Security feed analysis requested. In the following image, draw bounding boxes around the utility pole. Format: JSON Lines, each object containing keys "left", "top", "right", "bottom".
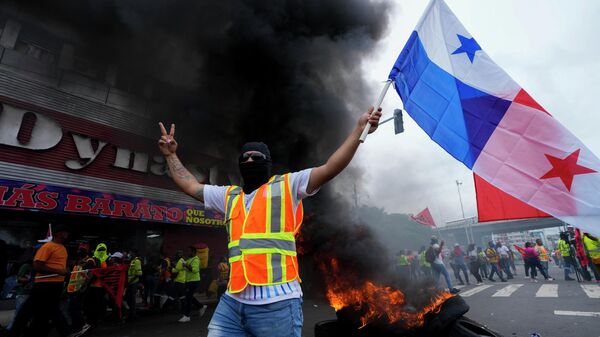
{"left": 456, "top": 179, "right": 473, "bottom": 244}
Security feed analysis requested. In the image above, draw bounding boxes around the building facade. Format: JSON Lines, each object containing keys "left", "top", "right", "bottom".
{"left": 0, "top": 9, "right": 234, "bottom": 264}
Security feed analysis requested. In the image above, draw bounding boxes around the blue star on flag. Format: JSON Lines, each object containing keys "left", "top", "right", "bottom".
{"left": 452, "top": 34, "right": 481, "bottom": 63}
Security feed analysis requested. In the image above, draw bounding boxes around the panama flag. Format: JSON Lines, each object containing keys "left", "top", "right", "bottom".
{"left": 389, "top": 0, "right": 600, "bottom": 236}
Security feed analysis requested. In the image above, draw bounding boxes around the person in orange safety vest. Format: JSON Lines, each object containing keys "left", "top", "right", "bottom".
{"left": 158, "top": 106, "right": 382, "bottom": 337}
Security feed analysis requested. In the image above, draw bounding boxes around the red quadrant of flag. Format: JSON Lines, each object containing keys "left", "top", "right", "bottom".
{"left": 474, "top": 173, "right": 549, "bottom": 222}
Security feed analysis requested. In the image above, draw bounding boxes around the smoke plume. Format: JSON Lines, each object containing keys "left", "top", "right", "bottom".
{"left": 5, "top": 0, "right": 390, "bottom": 170}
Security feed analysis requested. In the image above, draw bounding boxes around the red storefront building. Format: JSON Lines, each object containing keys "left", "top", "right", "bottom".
{"left": 0, "top": 10, "right": 231, "bottom": 264}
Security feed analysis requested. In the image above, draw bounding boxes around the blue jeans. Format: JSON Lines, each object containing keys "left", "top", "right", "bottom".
{"left": 431, "top": 263, "right": 453, "bottom": 290}
{"left": 208, "top": 294, "right": 303, "bottom": 337}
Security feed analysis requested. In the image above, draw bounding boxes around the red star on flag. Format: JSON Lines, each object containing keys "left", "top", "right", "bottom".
{"left": 540, "top": 149, "right": 596, "bottom": 191}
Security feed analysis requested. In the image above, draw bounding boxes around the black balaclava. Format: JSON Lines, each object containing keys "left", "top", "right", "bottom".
{"left": 239, "top": 142, "right": 272, "bottom": 194}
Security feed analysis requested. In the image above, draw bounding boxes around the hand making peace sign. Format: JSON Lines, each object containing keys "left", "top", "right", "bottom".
{"left": 158, "top": 122, "right": 178, "bottom": 156}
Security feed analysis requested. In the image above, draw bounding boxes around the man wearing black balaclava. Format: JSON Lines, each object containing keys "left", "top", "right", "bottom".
{"left": 158, "top": 106, "right": 381, "bottom": 337}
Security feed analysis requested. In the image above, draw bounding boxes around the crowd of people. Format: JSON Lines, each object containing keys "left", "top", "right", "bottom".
{"left": 395, "top": 232, "right": 600, "bottom": 292}
{"left": 0, "top": 225, "right": 228, "bottom": 337}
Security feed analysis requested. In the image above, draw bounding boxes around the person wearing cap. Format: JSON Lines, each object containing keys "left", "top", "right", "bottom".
{"left": 158, "top": 106, "right": 382, "bottom": 337}
{"left": 109, "top": 252, "right": 124, "bottom": 266}
{"left": 26, "top": 224, "right": 70, "bottom": 336}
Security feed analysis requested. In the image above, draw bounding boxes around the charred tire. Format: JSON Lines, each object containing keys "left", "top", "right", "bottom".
{"left": 448, "top": 317, "right": 504, "bottom": 337}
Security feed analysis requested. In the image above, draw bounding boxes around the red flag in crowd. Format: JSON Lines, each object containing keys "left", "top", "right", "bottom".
{"left": 575, "top": 228, "right": 589, "bottom": 268}
{"left": 90, "top": 265, "right": 128, "bottom": 318}
{"left": 513, "top": 244, "right": 525, "bottom": 255}
{"left": 411, "top": 207, "right": 436, "bottom": 228}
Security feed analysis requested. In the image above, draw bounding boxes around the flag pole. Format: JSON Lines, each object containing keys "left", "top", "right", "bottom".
{"left": 359, "top": 79, "right": 393, "bottom": 143}
{"left": 34, "top": 269, "right": 88, "bottom": 279}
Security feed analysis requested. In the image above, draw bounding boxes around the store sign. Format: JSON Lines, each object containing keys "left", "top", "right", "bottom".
{"left": 0, "top": 102, "right": 217, "bottom": 184}
{"left": 0, "top": 178, "right": 224, "bottom": 227}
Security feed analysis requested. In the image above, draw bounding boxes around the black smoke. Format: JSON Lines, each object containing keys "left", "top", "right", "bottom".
{"left": 4, "top": 0, "right": 390, "bottom": 170}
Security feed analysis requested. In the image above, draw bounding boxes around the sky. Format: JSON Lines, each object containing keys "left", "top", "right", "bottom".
{"left": 351, "top": 0, "right": 600, "bottom": 226}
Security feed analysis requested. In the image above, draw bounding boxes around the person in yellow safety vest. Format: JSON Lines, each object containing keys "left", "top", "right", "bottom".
{"left": 158, "top": 105, "right": 383, "bottom": 336}
{"left": 67, "top": 246, "right": 94, "bottom": 336}
{"left": 178, "top": 246, "right": 207, "bottom": 323}
{"left": 485, "top": 242, "right": 506, "bottom": 282}
{"left": 583, "top": 233, "right": 600, "bottom": 283}
{"left": 418, "top": 246, "right": 431, "bottom": 279}
{"left": 396, "top": 249, "right": 410, "bottom": 278}
{"left": 477, "top": 247, "right": 489, "bottom": 279}
{"left": 85, "top": 243, "right": 109, "bottom": 327}
{"left": 170, "top": 250, "right": 186, "bottom": 310}
{"left": 125, "top": 249, "right": 143, "bottom": 319}
{"left": 534, "top": 239, "right": 551, "bottom": 276}
{"left": 558, "top": 233, "right": 575, "bottom": 281}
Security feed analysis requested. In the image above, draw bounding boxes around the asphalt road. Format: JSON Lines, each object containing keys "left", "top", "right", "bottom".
{"left": 455, "top": 264, "right": 600, "bottom": 337}
{"left": 24, "top": 264, "right": 598, "bottom": 337}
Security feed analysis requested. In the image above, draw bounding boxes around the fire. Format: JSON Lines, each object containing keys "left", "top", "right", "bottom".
{"left": 324, "top": 258, "right": 454, "bottom": 329}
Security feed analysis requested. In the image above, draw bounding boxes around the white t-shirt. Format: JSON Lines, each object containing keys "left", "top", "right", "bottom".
{"left": 431, "top": 243, "right": 443, "bottom": 264}
{"left": 497, "top": 245, "right": 510, "bottom": 257}
{"left": 203, "top": 168, "right": 317, "bottom": 305}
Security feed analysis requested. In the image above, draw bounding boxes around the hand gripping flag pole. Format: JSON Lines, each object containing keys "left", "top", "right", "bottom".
{"left": 359, "top": 79, "right": 393, "bottom": 143}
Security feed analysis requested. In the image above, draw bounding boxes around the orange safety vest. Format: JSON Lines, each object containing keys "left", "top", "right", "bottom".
{"left": 225, "top": 174, "right": 303, "bottom": 293}
{"left": 67, "top": 265, "right": 88, "bottom": 293}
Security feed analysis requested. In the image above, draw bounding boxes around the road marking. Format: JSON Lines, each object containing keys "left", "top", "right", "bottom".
{"left": 454, "top": 285, "right": 466, "bottom": 289}
{"left": 460, "top": 285, "right": 493, "bottom": 297}
{"left": 492, "top": 284, "right": 523, "bottom": 297}
{"left": 554, "top": 310, "right": 600, "bottom": 317}
{"left": 536, "top": 284, "right": 558, "bottom": 297}
{"left": 581, "top": 284, "right": 600, "bottom": 298}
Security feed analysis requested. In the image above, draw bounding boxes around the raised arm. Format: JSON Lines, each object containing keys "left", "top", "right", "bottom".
{"left": 307, "top": 107, "right": 382, "bottom": 194}
{"left": 158, "top": 122, "right": 205, "bottom": 203}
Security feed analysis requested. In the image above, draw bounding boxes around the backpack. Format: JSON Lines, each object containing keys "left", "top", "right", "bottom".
{"left": 425, "top": 246, "right": 436, "bottom": 264}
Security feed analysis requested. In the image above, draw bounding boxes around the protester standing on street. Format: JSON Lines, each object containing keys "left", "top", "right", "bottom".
{"left": 485, "top": 241, "right": 506, "bottom": 282}
{"left": 396, "top": 250, "right": 410, "bottom": 278}
{"left": 467, "top": 244, "right": 483, "bottom": 285}
{"left": 25, "top": 224, "right": 70, "bottom": 337}
{"left": 452, "top": 244, "right": 470, "bottom": 285}
{"left": 418, "top": 246, "right": 431, "bottom": 279}
{"left": 179, "top": 246, "right": 207, "bottom": 323}
{"left": 477, "top": 247, "right": 488, "bottom": 279}
{"left": 534, "top": 239, "right": 551, "bottom": 273}
{"left": 428, "top": 237, "right": 459, "bottom": 293}
{"left": 126, "top": 250, "right": 143, "bottom": 319}
{"left": 158, "top": 105, "right": 382, "bottom": 336}
{"left": 496, "top": 241, "right": 514, "bottom": 279}
{"left": 523, "top": 242, "right": 553, "bottom": 282}
{"left": 582, "top": 233, "right": 600, "bottom": 283}
{"left": 66, "top": 245, "right": 94, "bottom": 337}
{"left": 171, "top": 250, "right": 187, "bottom": 313}
{"left": 558, "top": 233, "right": 575, "bottom": 281}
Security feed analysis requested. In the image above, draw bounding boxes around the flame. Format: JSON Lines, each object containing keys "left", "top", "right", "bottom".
{"left": 324, "top": 258, "right": 454, "bottom": 329}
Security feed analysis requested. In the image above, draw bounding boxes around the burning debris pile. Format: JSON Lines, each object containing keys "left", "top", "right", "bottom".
{"left": 325, "top": 258, "right": 454, "bottom": 329}
{"left": 300, "top": 195, "right": 503, "bottom": 337}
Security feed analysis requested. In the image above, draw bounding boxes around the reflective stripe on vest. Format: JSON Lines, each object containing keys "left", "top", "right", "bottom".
{"left": 225, "top": 174, "right": 303, "bottom": 293}
{"left": 67, "top": 265, "right": 87, "bottom": 293}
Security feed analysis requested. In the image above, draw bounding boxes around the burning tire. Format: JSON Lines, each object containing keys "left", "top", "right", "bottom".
{"left": 315, "top": 295, "right": 504, "bottom": 337}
